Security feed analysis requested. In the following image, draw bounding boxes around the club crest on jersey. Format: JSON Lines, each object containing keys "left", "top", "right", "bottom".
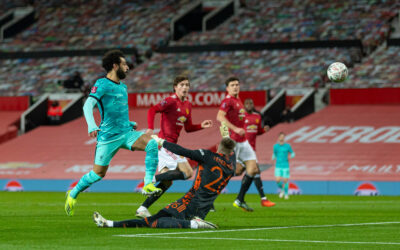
{"left": 256, "top": 118, "right": 259, "bottom": 123}
{"left": 91, "top": 86, "right": 98, "bottom": 93}
{"left": 186, "top": 109, "right": 189, "bottom": 115}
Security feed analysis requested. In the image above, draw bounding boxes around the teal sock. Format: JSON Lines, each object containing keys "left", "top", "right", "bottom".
{"left": 284, "top": 182, "right": 289, "bottom": 195}
{"left": 277, "top": 181, "right": 283, "bottom": 189}
{"left": 70, "top": 170, "right": 102, "bottom": 198}
{"left": 144, "top": 139, "right": 158, "bottom": 185}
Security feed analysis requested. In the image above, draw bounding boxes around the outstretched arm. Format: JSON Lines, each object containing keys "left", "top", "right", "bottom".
{"left": 162, "top": 141, "right": 205, "bottom": 163}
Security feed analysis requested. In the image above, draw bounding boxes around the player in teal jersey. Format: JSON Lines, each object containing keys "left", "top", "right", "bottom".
{"left": 65, "top": 50, "right": 161, "bottom": 216}
{"left": 272, "top": 132, "right": 295, "bottom": 200}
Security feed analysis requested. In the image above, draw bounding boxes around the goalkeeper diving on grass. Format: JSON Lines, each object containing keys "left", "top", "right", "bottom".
{"left": 93, "top": 123, "right": 235, "bottom": 229}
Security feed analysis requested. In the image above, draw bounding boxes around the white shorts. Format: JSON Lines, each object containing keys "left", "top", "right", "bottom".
{"left": 234, "top": 140, "right": 257, "bottom": 165}
{"left": 158, "top": 147, "right": 188, "bottom": 172}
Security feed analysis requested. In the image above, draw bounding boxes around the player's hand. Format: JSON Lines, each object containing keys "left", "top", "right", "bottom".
{"left": 201, "top": 120, "right": 213, "bottom": 128}
{"left": 234, "top": 127, "right": 245, "bottom": 136}
{"left": 264, "top": 125, "right": 270, "bottom": 132}
{"left": 89, "top": 129, "right": 100, "bottom": 138}
{"left": 219, "top": 122, "right": 230, "bottom": 138}
{"left": 151, "top": 135, "right": 165, "bottom": 147}
{"left": 130, "top": 121, "right": 138, "bottom": 130}
{"left": 146, "top": 129, "right": 154, "bottom": 135}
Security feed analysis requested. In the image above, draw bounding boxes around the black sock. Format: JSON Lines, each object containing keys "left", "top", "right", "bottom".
{"left": 155, "top": 169, "right": 186, "bottom": 182}
{"left": 236, "top": 174, "right": 254, "bottom": 202}
{"left": 253, "top": 175, "right": 265, "bottom": 198}
{"left": 142, "top": 181, "right": 172, "bottom": 208}
{"left": 114, "top": 218, "right": 148, "bottom": 228}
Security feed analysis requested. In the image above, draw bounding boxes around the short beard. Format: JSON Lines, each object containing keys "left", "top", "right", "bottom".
{"left": 117, "top": 68, "right": 126, "bottom": 79}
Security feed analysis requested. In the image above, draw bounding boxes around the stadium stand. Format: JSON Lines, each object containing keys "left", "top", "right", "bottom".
{"left": 0, "top": 0, "right": 190, "bottom": 52}
{"left": 345, "top": 46, "right": 400, "bottom": 88}
{"left": 174, "top": 0, "right": 398, "bottom": 49}
{"left": 0, "top": 48, "right": 356, "bottom": 96}
{"left": 0, "top": 0, "right": 28, "bottom": 16}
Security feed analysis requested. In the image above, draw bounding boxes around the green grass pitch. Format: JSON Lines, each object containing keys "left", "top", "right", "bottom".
{"left": 1, "top": 192, "right": 400, "bottom": 249}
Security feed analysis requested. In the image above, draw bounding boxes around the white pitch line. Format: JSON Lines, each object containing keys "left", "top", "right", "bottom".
{"left": 129, "top": 235, "right": 400, "bottom": 245}
{"left": 115, "top": 221, "right": 400, "bottom": 237}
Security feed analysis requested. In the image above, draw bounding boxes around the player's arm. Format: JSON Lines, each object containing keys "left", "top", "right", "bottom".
{"left": 216, "top": 110, "right": 244, "bottom": 136}
{"left": 288, "top": 144, "right": 295, "bottom": 158}
{"left": 162, "top": 141, "right": 205, "bottom": 163}
{"left": 272, "top": 145, "right": 277, "bottom": 161}
{"left": 83, "top": 97, "right": 100, "bottom": 137}
{"left": 147, "top": 99, "right": 168, "bottom": 134}
{"left": 83, "top": 84, "right": 105, "bottom": 137}
{"left": 184, "top": 111, "right": 212, "bottom": 132}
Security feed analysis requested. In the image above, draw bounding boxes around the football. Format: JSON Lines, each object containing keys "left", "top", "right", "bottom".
{"left": 327, "top": 62, "right": 348, "bottom": 83}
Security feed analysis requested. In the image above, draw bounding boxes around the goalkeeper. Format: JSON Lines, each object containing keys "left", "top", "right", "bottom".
{"left": 93, "top": 123, "right": 236, "bottom": 229}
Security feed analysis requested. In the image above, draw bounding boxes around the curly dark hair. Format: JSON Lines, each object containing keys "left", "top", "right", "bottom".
{"left": 102, "top": 50, "right": 125, "bottom": 72}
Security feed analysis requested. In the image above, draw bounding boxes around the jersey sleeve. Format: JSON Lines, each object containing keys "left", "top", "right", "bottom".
{"left": 219, "top": 98, "right": 231, "bottom": 113}
{"left": 83, "top": 96, "right": 99, "bottom": 133}
{"left": 147, "top": 97, "right": 173, "bottom": 130}
{"left": 256, "top": 115, "right": 266, "bottom": 135}
{"left": 288, "top": 144, "right": 295, "bottom": 158}
{"left": 272, "top": 144, "right": 277, "bottom": 160}
{"left": 88, "top": 81, "right": 106, "bottom": 100}
{"left": 184, "top": 105, "right": 202, "bottom": 132}
{"left": 162, "top": 141, "right": 205, "bottom": 163}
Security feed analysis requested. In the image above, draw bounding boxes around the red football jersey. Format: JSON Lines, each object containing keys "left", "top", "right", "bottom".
{"left": 148, "top": 94, "right": 202, "bottom": 143}
{"left": 219, "top": 94, "right": 246, "bottom": 142}
{"left": 244, "top": 112, "right": 265, "bottom": 151}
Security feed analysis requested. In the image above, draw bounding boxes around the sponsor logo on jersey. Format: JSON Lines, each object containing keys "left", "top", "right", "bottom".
{"left": 354, "top": 182, "right": 379, "bottom": 196}
{"left": 177, "top": 116, "right": 187, "bottom": 124}
{"left": 246, "top": 124, "right": 258, "bottom": 132}
{"left": 91, "top": 86, "right": 98, "bottom": 93}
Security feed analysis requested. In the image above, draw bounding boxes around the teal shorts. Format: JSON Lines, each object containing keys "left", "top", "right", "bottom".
{"left": 275, "top": 167, "right": 290, "bottom": 178}
{"left": 94, "top": 130, "right": 144, "bottom": 166}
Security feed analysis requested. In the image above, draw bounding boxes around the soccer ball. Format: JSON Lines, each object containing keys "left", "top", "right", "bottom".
{"left": 327, "top": 62, "right": 348, "bottom": 83}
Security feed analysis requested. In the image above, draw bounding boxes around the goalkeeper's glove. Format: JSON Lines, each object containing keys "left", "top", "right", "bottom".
{"left": 151, "top": 135, "right": 165, "bottom": 147}
{"left": 219, "top": 122, "right": 230, "bottom": 138}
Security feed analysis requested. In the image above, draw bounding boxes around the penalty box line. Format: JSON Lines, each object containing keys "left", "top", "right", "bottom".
{"left": 114, "top": 221, "right": 400, "bottom": 238}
